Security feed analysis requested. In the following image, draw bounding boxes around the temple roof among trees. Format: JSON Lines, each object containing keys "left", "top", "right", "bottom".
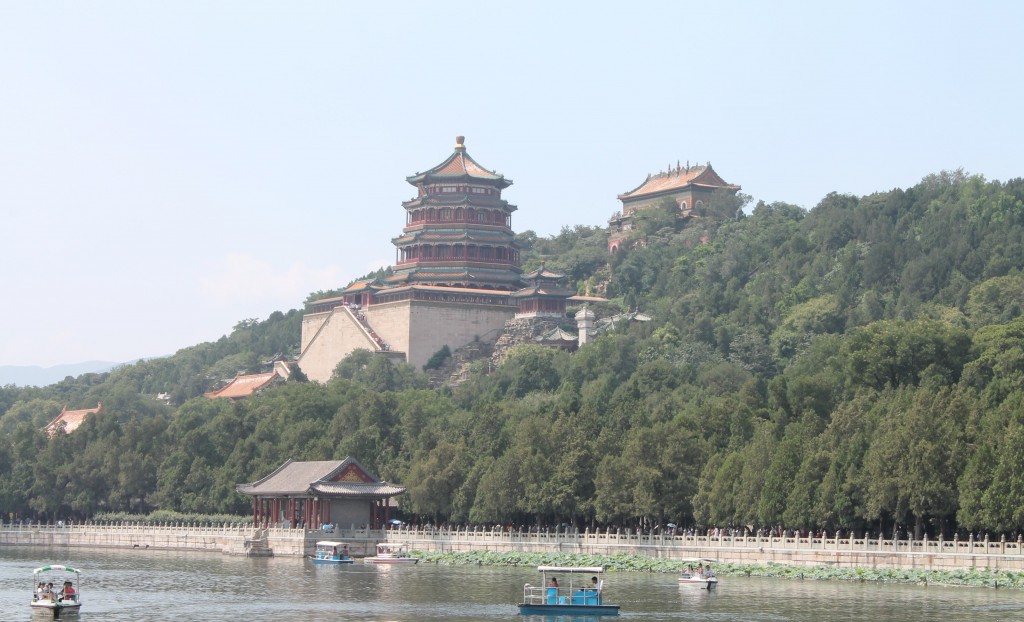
{"left": 342, "top": 278, "right": 381, "bottom": 293}
{"left": 521, "top": 266, "right": 566, "bottom": 281}
{"left": 406, "top": 136, "right": 512, "bottom": 189}
{"left": 205, "top": 368, "right": 287, "bottom": 399}
{"left": 513, "top": 264, "right": 575, "bottom": 298}
{"left": 44, "top": 402, "right": 102, "bottom": 436}
{"left": 511, "top": 282, "right": 576, "bottom": 298}
{"left": 535, "top": 326, "right": 578, "bottom": 344}
{"left": 618, "top": 163, "right": 739, "bottom": 201}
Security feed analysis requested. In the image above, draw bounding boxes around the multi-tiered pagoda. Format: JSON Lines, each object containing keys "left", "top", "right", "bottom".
{"left": 387, "top": 136, "right": 522, "bottom": 290}
{"left": 298, "top": 136, "right": 598, "bottom": 381}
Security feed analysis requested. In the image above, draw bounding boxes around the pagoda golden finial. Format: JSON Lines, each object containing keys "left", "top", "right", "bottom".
{"left": 455, "top": 135, "right": 466, "bottom": 150}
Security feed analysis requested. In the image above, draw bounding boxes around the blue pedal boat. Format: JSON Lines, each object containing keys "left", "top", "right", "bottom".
{"left": 311, "top": 541, "right": 354, "bottom": 564}
{"left": 518, "top": 565, "right": 619, "bottom": 616}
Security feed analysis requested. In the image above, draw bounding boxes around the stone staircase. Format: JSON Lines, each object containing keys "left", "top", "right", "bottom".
{"left": 227, "top": 528, "right": 273, "bottom": 557}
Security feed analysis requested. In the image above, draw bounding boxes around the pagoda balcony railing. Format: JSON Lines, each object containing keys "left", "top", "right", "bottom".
{"left": 406, "top": 217, "right": 512, "bottom": 228}
{"left": 396, "top": 257, "right": 519, "bottom": 266}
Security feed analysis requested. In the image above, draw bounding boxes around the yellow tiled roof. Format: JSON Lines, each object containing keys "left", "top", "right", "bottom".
{"left": 618, "top": 163, "right": 739, "bottom": 200}
{"left": 44, "top": 403, "right": 102, "bottom": 436}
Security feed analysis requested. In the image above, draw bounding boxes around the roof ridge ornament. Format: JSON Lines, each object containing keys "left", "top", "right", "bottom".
{"left": 455, "top": 135, "right": 466, "bottom": 151}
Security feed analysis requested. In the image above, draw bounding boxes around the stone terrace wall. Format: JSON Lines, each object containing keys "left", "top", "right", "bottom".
{"left": 0, "top": 522, "right": 384, "bottom": 558}
{"left": 6, "top": 522, "right": 1024, "bottom": 570}
{"left": 388, "top": 526, "right": 1024, "bottom": 571}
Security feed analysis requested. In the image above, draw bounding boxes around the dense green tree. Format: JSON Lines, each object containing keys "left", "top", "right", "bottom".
{"left": 6, "top": 170, "right": 1024, "bottom": 536}
{"left": 843, "top": 319, "right": 971, "bottom": 391}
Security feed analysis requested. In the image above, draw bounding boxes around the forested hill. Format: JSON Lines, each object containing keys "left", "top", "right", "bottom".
{"left": 3, "top": 170, "right": 1024, "bottom": 538}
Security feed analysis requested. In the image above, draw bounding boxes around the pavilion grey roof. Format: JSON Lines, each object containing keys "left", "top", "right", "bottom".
{"left": 594, "top": 311, "right": 652, "bottom": 334}
{"left": 535, "top": 327, "right": 577, "bottom": 343}
{"left": 236, "top": 457, "right": 405, "bottom": 499}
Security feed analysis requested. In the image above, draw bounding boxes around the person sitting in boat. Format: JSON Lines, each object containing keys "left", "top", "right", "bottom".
{"left": 58, "top": 580, "right": 76, "bottom": 602}
{"left": 44, "top": 582, "right": 55, "bottom": 601}
{"left": 704, "top": 564, "right": 715, "bottom": 578}
{"left": 575, "top": 576, "right": 596, "bottom": 594}
{"left": 332, "top": 546, "right": 338, "bottom": 558}
{"left": 35, "top": 581, "right": 45, "bottom": 601}
{"left": 697, "top": 563, "right": 705, "bottom": 577}
{"left": 341, "top": 546, "right": 350, "bottom": 559}
{"left": 546, "top": 577, "right": 559, "bottom": 604}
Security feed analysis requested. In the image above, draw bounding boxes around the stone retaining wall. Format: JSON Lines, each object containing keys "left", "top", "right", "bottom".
{"left": 0, "top": 523, "right": 381, "bottom": 557}
{"left": 393, "top": 527, "right": 1024, "bottom": 571}
{"left": 4, "top": 523, "right": 1023, "bottom": 570}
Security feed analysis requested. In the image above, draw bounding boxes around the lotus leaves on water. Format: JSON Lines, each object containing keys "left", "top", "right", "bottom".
{"left": 412, "top": 550, "right": 1024, "bottom": 589}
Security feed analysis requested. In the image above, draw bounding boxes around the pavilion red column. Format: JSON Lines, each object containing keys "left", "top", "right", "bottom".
{"left": 289, "top": 498, "right": 296, "bottom": 528}
{"left": 252, "top": 498, "right": 258, "bottom": 524}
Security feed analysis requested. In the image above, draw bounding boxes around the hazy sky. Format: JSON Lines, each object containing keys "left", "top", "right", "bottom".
{"left": 1, "top": 1, "right": 1021, "bottom": 367}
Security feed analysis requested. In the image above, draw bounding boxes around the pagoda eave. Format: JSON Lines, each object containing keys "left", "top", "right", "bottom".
{"left": 691, "top": 183, "right": 742, "bottom": 192}
{"left": 402, "top": 196, "right": 508, "bottom": 209}
{"left": 406, "top": 172, "right": 513, "bottom": 189}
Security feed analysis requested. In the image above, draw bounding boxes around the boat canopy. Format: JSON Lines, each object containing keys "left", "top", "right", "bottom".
{"left": 33, "top": 565, "right": 80, "bottom": 575}
{"left": 537, "top": 566, "right": 604, "bottom": 573}
{"left": 315, "top": 541, "right": 348, "bottom": 548}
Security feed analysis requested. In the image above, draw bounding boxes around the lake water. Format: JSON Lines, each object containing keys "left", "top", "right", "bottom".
{"left": 3, "top": 546, "right": 1024, "bottom": 621}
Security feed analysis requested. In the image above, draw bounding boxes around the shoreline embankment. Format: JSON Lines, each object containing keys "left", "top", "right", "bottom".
{"left": 3, "top": 523, "right": 1024, "bottom": 573}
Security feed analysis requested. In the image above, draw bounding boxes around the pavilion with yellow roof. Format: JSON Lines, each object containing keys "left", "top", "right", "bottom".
{"left": 608, "top": 162, "right": 740, "bottom": 253}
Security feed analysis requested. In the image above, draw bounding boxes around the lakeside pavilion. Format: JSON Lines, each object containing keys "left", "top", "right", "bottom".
{"left": 236, "top": 457, "right": 406, "bottom": 529}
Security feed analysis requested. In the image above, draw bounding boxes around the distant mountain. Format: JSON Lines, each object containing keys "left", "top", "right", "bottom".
{"left": 0, "top": 361, "right": 120, "bottom": 387}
